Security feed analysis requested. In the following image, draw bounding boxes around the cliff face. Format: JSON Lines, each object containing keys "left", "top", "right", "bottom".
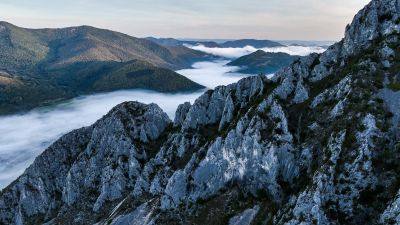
{"left": 1, "top": 0, "right": 400, "bottom": 224}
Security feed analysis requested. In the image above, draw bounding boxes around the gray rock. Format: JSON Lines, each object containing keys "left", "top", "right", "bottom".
{"left": 219, "top": 94, "right": 235, "bottom": 130}
{"left": 0, "top": 102, "right": 171, "bottom": 224}
{"left": 379, "top": 88, "right": 400, "bottom": 126}
{"left": 380, "top": 190, "right": 400, "bottom": 224}
{"left": 110, "top": 202, "right": 156, "bottom": 225}
{"left": 229, "top": 205, "right": 260, "bottom": 225}
{"left": 292, "top": 78, "right": 309, "bottom": 104}
{"left": 182, "top": 76, "right": 265, "bottom": 130}
{"left": 174, "top": 102, "right": 191, "bottom": 127}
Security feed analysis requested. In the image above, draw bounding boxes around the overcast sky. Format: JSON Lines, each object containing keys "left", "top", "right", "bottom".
{"left": 0, "top": 0, "right": 370, "bottom": 41}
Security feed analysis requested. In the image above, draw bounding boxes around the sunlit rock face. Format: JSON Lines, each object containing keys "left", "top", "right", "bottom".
{"left": 1, "top": 0, "right": 400, "bottom": 224}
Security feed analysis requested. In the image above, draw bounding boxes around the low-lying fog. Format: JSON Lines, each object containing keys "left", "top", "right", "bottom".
{"left": 177, "top": 60, "right": 250, "bottom": 88}
{"left": 0, "top": 61, "right": 249, "bottom": 189}
{"left": 189, "top": 45, "right": 327, "bottom": 58}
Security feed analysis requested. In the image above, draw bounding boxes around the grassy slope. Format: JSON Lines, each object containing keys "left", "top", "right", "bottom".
{"left": 92, "top": 60, "right": 205, "bottom": 93}
{"left": 0, "top": 73, "right": 71, "bottom": 114}
{"left": 0, "top": 60, "right": 205, "bottom": 115}
{"left": 0, "top": 22, "right": 209, "bottom": 70}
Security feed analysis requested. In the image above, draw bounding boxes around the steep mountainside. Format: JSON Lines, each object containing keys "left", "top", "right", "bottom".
{"left": 0, "top": 22, "right": 211, "bottom": 71}
{"left": 146, "top": 37, "right": 221, "bottom": 48}
{"left": 1, "top": 0, "right": 400, "bottom": 225}
{"left": 0, "top": 22, "right": 207, "bottom": 115}
{"left": 0, "top": 59, "right": 204, "bottom": 115}
{"left": 90, "top": 60, "right": 205, "bottom": 93}
{"left": 227, "top": 50, "right": 299, "bottom": 74}
{"left": 221, "top": 39, "right": 284, "bottom": 48}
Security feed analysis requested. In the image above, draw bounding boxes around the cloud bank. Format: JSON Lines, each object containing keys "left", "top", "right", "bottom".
{"left": 177, "top": 60, "right": 250, "bottom": 88}
{"left": 189, "top": 44, "right": 327, "bottom": 58}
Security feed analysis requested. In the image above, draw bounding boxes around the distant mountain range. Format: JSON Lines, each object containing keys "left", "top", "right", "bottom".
{"left": 145, "top": 37, "right": 221, "bottom": 48}
{"left": 227, "top": 50, "right": 299, "bottom": 74}
{"left": 146, "top": 37, "right": 285, "bottom": 48}
{"left": 0, "top": 22, "right": 207, "bottom": 115}
{"left": 0, "top": 22, "right": 212, "bottom": 71}
{"left": 277, "top": 40, "right": 335, "bottom": 47}
{"left": 220, "top": 39, "right": 285, "bottom": 48}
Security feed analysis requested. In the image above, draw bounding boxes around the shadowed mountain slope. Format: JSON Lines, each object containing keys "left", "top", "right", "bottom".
{"left": 227, "top": 50, "right": 299, "bottom": 74}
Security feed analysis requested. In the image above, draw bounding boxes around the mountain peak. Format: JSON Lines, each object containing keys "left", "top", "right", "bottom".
{"left": 95, "top": 101, "right": 172, "bottom": 143}
{"left": 342, "top": 0, "right": 400, "bottom": 55}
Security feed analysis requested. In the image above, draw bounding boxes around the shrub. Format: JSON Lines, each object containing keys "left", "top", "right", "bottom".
{"left": 343, "top": 132, "right": 357, "bottom": 149}
{"left": 388, "top": 82, "right": 400, "bottom": 91}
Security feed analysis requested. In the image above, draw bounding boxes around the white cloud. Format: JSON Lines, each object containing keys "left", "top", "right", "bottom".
{"left": 189, "top": 45, "right": 256, "bottom": 59}
{"left": 260, "top": 45, "right": 326, "bottom": 56}
{"left": 177, "top": 60, "right": 249, "bottom": 88}
{"left": 189, "top": 44, "right": 327, "bottom": 58}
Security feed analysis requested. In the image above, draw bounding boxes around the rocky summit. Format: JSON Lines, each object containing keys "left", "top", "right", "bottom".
{"left": 1, "top": 0, "right": 400, "bottom": 224}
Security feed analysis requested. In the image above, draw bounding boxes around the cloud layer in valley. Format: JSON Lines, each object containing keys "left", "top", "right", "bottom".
{"left": 0, "top": 61, "right": 251, "bottom": 189}
{"left": 177, "top": 60, "right": 250, "bottom": 88}
{"left": 189, "top": 45, "right": 327, "bottom": 58}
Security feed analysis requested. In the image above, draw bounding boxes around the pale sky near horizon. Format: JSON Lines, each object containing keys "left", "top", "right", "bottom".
{"left": 0, "top": 0, "right": 370, "bottom": 41}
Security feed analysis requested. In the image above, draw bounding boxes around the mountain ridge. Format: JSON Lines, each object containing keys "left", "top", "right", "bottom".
{"left": 227, "top": 50, "right": 299, "bottom": 74}
{"left": 0, "top": 21, "right": 211, "bottom": 70}
{"left": 146, "top": 37, "right": 286, "bottom": 49}
{"left": 145, "top": 37, "right": 221, "bottom": 48}
{"left": 220, "top": 39, "right": 285, "bottom": 48}
{"left": 0, "top": 22, "right": 208, "bottom": 115}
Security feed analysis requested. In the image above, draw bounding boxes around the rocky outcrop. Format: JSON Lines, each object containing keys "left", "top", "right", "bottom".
{"left": 1, "top": 0, "right": 400, "bottom": 224}
{"left": 0, "top": 102, "right": 171, "bottom": 225}
{"left": 181, "top": 75, "right": 265, "bottom": 130}
{"left": 229, "top": 206, "right": 260, "bottom": 225}
{"left": 380, "top": 191, "right": 400, "bottom": 224}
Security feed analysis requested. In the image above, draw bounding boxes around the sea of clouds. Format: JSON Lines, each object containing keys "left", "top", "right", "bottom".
{"left": 177, "top": 60, "right": 250, "bottom": 88}
{"left": 189, "top": 44, "right": 327, "bottom": 58}
{"left": 0, "top": 61, "right": 250, "bottom": 189}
